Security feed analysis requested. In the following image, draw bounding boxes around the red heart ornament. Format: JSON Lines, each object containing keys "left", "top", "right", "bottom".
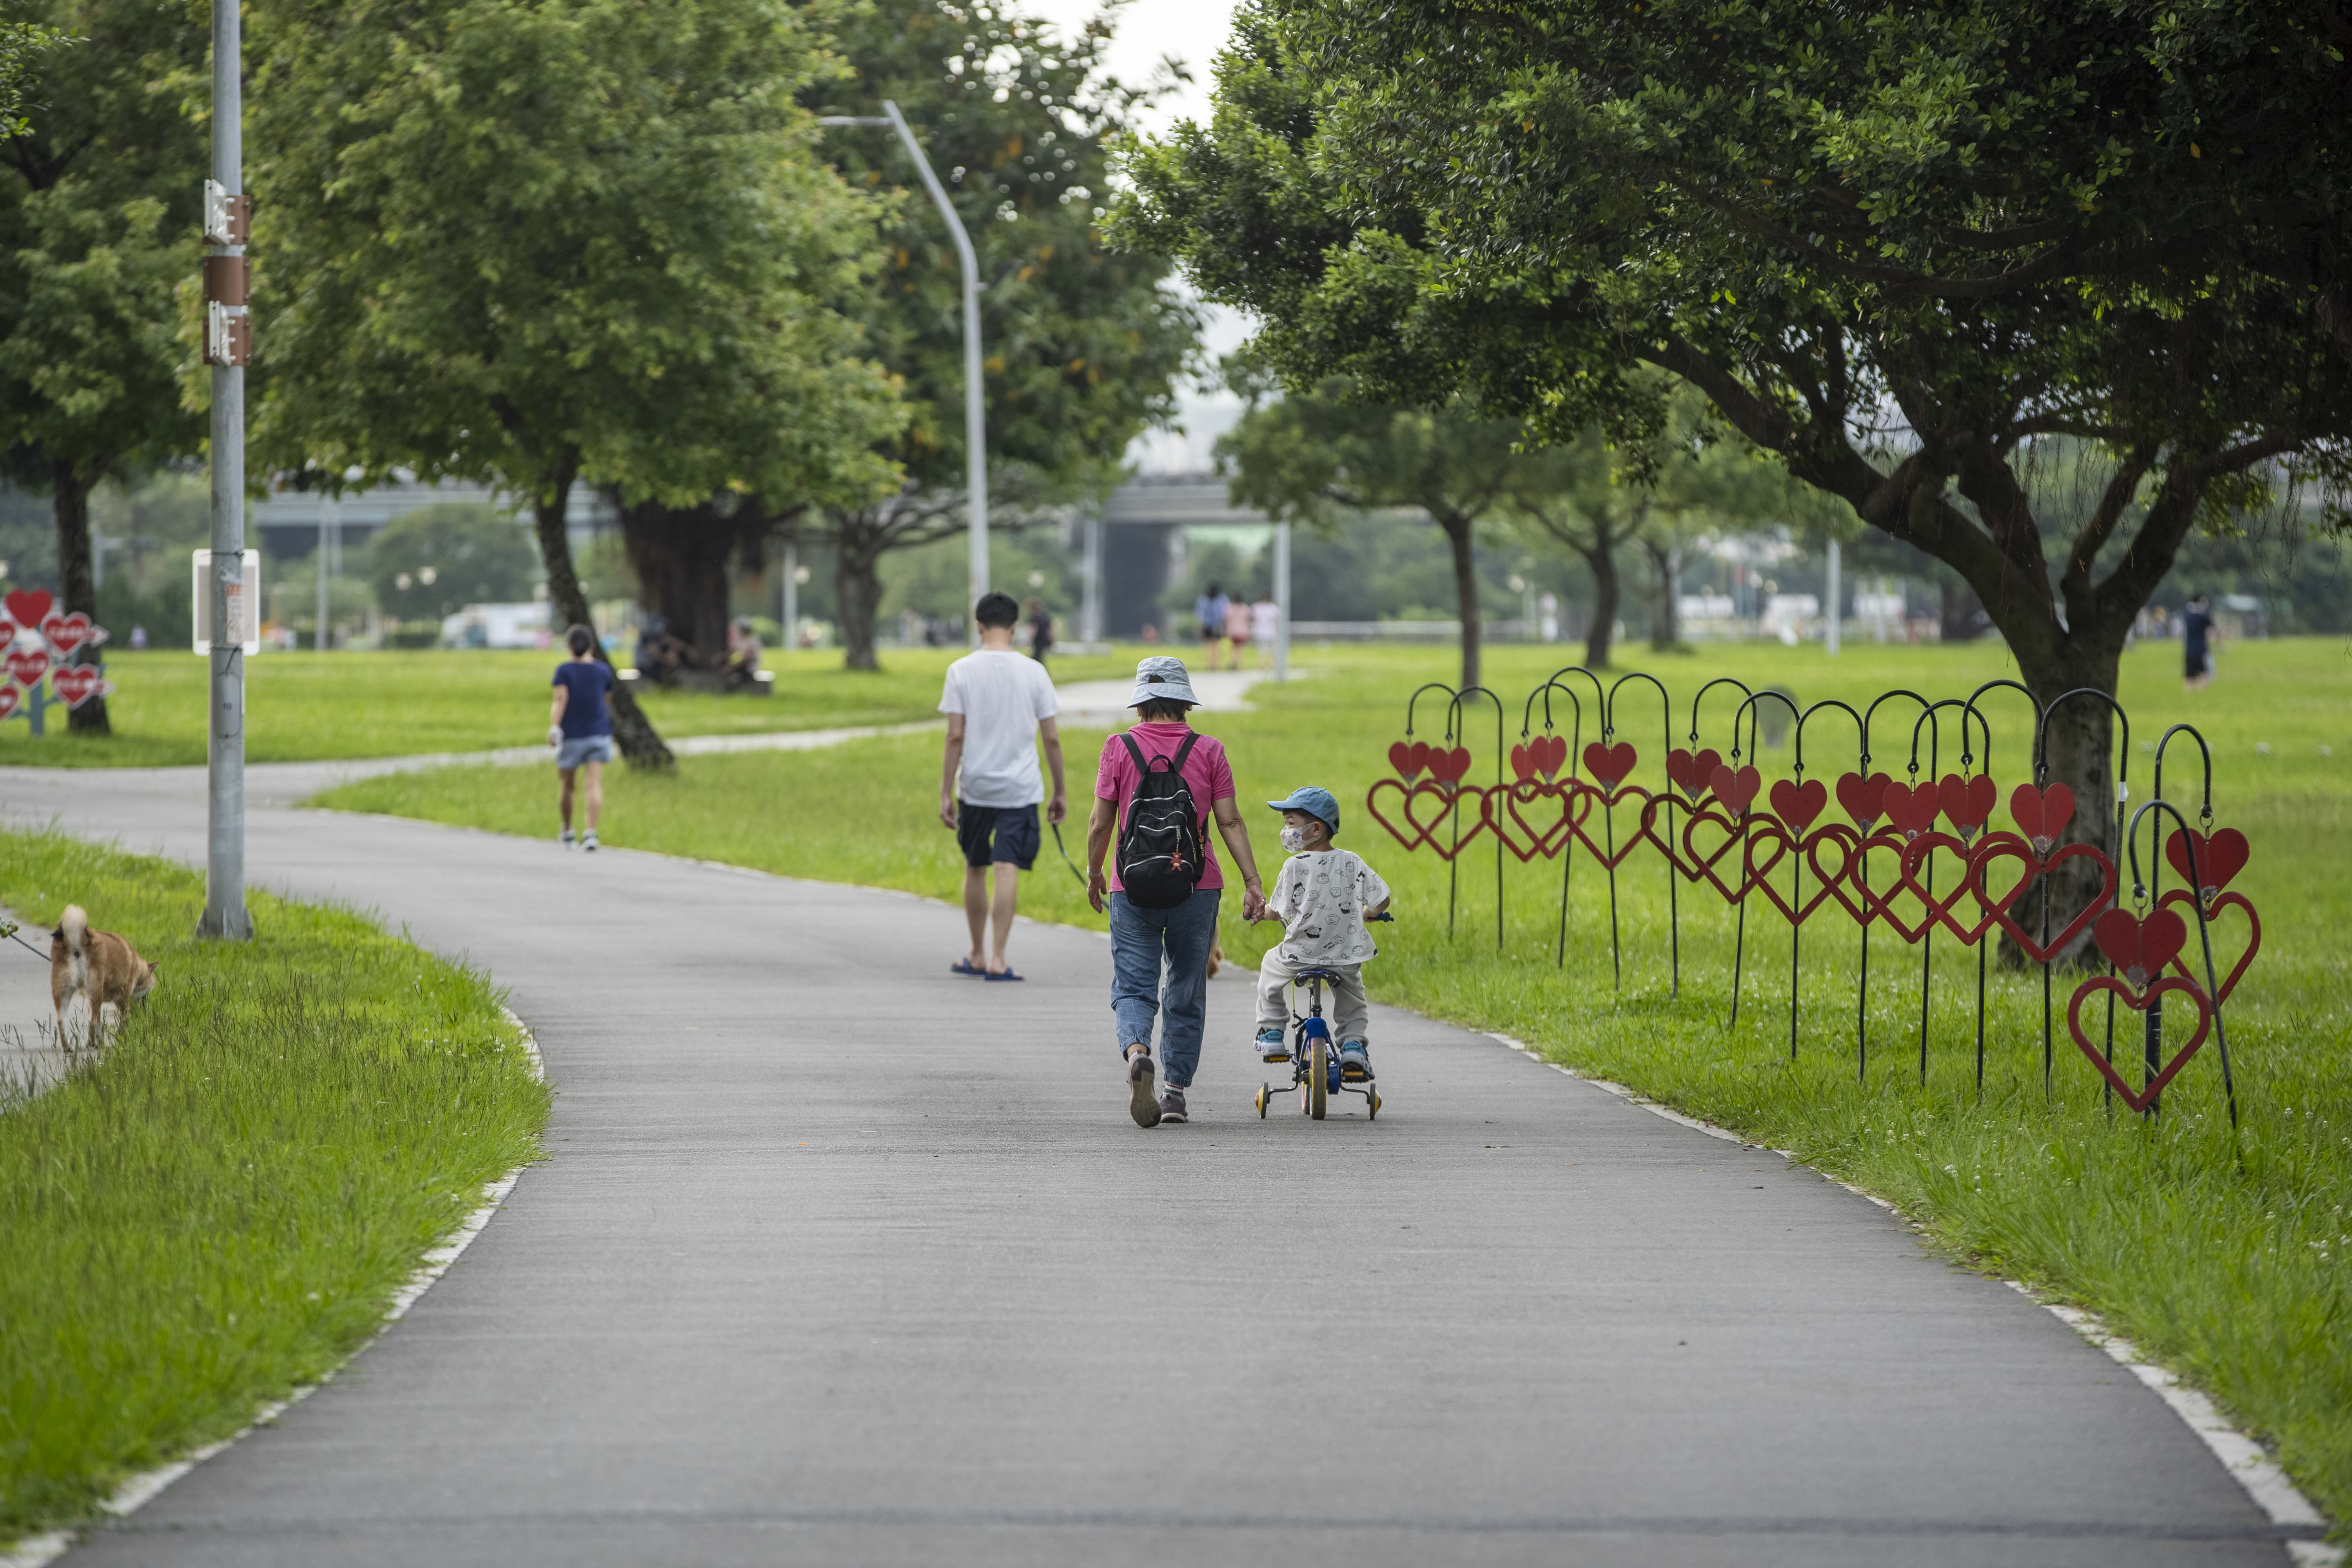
{"left": 1977, "top": 841, "right": 2120, "bottom": 965}
{"left": 1936, "top": 773, "right": 1997, "bottom": 842}
{"left": 2163, "top": 828, "right": 2249, "bottom": 902}
{"left": 1506, "top": 779, "right": 1589, "bottom": 860}
{"left": 1745, "top": 820, "right": 1860, "bottom": 926}
{"left": 0, "top": 684, "right": 19, "bottom": 720}
{"left": 40, "top": 612, "right": 101, "bottom": 655}
{"left": 1835, "top": 771, "right": 1891, "bottom": 830}
{"left": 1851, "top": 830, "right": 1936, "bottom": 943}
{"left": 1582, "top": 740, "right": 1637, "bottom": 793}
{"left": 2156, "top": 888, "right": 2260, "bottom": 1005}
{"left": 0, "top": 617, "right": 16, "bottom": 648}
{"left": 2008, "top": 782, "right": 2076, "bottom": 853}
{"left": 1406, "top": 780, "right": 1485, "bottom": 857}
{"left": 1880, "top": 781, "right": 1942, "bottom": 840}
{"left": 1387, "top": 740, "right": 1428, "bottom": 782}
{"left": 1799, "top": 824, "right": 1870, "bottom": 924}
{"left": 48, "top": 665, "right": 105, "bottom": 708}
{"left": 1566, "top": 783, "right": 1658, "bottom": 870}
{"left": 1426, "top": 746, "right": 1474, "bottom": 790}
{"left": 1708, "top": 763, "right": 1760, "bottom": 819}
{"left": 1666, "top": 747, "right": 1724, "bottom": 803}
{"left": 2, "top": 589, "right": 52, "bottom": 628}
{"left": 2067, "top": 976, "right": 2212, "bottom": 1113}
{"left": 1896, "top": 832, "right": 1993, "bottom": 943}
{"left": 1533, "top": 733, "right": 1568, "bottom": 780}
{"left": 2094, "top": 907, "right": 2188, "bottom": 989}
{"left": 1768, "top": 777, "right": 1827, "bottom": 833}
{"left": 1509, "top": 742, "right": 1537, "bottom": 783}
{"left": 5, "top": 648, "right": 49, "bottom": 688}
{"left": 1679, "top": 807, "right": 1759, "bottom": 903}
{"left": 1366, "top": 778, "right": 1430, "bottom": 851}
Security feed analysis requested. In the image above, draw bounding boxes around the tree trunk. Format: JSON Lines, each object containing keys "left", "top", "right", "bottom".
{"left": 532, "top": 467, "right": 671, "bottom": 770}
{"left": 52, "top": 458, "right": 110, "bottom": 735}
{"left": 616, "top": 498, "right": 740, "bottom": 664}
{"left": 2007, "top": 640, "right": 2123, "bottom": 968}
{"left": 1584, "top": 535, "right": 1618, "bottom": 670}
{"left": 1939, "top": 574, "right": 1988, "bottom": 642}
{"left": 1644, "top": 539, "right": 1681, "bottom": 651}
{"left": 832, "top": 511, "right": 886, "bottom": 672}
{"left": 1441, "top": 512, "right": 1481, "bottom": 690}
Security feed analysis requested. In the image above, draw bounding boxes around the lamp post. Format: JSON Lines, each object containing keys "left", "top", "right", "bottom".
{"left": 818, "top": 102, "right": 987, "bottom": 641}
{"left": 198, "top": 0, "right": 250, "bottom": 938}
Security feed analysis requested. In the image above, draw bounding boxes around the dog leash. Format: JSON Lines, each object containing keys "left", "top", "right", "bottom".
{"left": 1048, "top": 822, "right": 1091, "bottom": 890}
{"left": 0, "top": 920, "right": 50, "bottom": 960}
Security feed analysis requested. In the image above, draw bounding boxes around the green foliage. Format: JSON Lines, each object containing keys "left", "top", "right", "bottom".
{"left": 0, "top": 14, "right": 71, "bottom": 138}
{"left": 366, "top": 504, "right": 540, "bottom": 621}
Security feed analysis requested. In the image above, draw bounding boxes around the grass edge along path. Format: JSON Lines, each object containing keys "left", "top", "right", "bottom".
{"left": 314, "top": 639, "right": 2352, "bottom": 1544}
{"left": 0, "top": 831, "right": 550, "bottom": 1550}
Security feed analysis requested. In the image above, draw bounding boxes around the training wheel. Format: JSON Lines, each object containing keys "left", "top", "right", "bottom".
{"left": 1255, "top": 1083, "right": 1269, "bottom": 1119}
{"left": 1367, "top": 1087, "right": 1380, "bottom": 1121}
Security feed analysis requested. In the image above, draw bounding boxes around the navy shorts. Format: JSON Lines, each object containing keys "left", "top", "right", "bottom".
{"left": 956, "top": 802, "right": 1040, "bottom": 870}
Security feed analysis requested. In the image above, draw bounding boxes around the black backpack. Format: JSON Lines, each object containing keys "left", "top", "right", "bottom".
{"left": 1114, "top": 731, "right": 1206, "bottom": 909}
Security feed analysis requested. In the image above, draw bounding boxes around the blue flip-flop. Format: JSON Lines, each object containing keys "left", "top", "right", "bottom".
{"left": 950, "top": 959, "right": 987, "bottom": 977}
{"left": 984, "top": 969, "right": 1025, "bottom": 982}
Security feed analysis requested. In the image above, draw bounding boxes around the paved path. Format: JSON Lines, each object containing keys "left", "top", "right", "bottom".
{"left": 0, "top": 758, "right": 2304, "bottom": 1566}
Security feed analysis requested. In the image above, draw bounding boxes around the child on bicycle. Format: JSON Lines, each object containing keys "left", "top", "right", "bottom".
{"left": 1252, "top": 786, "right": 1390, "bottom": 1081}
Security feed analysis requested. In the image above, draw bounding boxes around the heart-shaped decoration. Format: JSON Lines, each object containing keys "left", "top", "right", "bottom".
{"left": 1506, "top": 779, "right": 1589, "bottom": 860}
{"left": 2156, "top": 888, "right": 2260, "bottom": 1005}
{"left": 1387, "top": 740, "right": 1430, "bottom": 782}
{"left": 1365, "top": 778, "right": 1430, "bottom": 851}
{"left": 2067, "top": 976, "right": 2212, "bottom": 1113}
{"left": 2163, "top": 827, "right": 2249, "bottom": 903}
{"left": 1880, "top": 781, "right": 1942, "bottom": 841}
{"left": 48, "top": 665, "right": 106, "bottom": 708}
{"left": 1979, "top": 841, "right": 2119, "bottom": 965}
{"left": 2, "top": 589, "right": 52, "bottom": 628}
{"left": 1768, "top": 777, "right": 1827, "bottom": 833}
{"left": 0, "top": 683, "right": 19, "bottom": 720}
{"left": 1744, "top": 820, "right": 1862, "bottom": 926}
{"left": 1708, "top": 762, "right": 1760, "bottom": 820}
{"left": 1531, "top": 733, "right": 1568, "bottom": 780}
{"left": 39, "top": 612, "right": 102, "bottom": 655}
{"left": 1679, "top": 807, "right": 1758, "bottom": 903}
{"left": 1509, "top": 742, "right": 1537, "bottom": 784}
{"left": 1936, "top": 773, "right": 1997, "bottom": 843}
{"left": 1835, "top": 771, "right": 1891, "bottom": 831}
{"left": 0, "top": 617, "right": 16, "bottom": 649}
{"left": 1896, "top": 831, "right": 1993, "bottom": 943}
{"left": 1582, "top": 740, "right": 1637, "bottom": 793}
{"left": 1427, "top": 745, "right": 1474, "bottom": 791}
{"left": 2094, "top": 906, "right": 2188, "bottom": 989}
{"left": 1406, "top": 780, "right": 1485, "bottom": 858}
{"left": 5, "top": 648, "right": 49, "bottom": 688}
{"left": 1851, "top": 830, "right": 1935, "bottom": 943}
{"left": 1799, "top": 824, "right": 1870, "bottom": 924}
{"left": 1669, "top": 747, "right": 1724, "bottom": 803}
{"left": 2008, "top": 782, "right": 2076, "bottom": 854}
{"left": 1566, "top": 783, "right": 1658, "bottom": 870}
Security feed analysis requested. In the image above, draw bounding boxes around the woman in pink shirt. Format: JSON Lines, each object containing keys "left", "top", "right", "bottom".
{"left": 1085, "top": 657, "right": 1268, "bottom": 1127}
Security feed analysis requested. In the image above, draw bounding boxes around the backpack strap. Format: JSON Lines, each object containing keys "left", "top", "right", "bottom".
{"left": 1169, "top": 730, "right": 1203, "bottom": 773}
{"left": 1119, "top": 731, "right": 1153, "bottom": 773}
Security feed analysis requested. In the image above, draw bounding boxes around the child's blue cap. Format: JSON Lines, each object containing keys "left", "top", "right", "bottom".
{"left": 1266, "top": 786, "right": 1340, "bottom": 836}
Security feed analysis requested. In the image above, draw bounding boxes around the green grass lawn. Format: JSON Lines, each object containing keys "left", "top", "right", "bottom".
{"left": 0, "top": 644, "right": 1142, "bottom": 768}
{"left": 0, "top": 832, "right": 550, "bottom": 1547}
{"left": 319, "top": 634, "right": 2352, "bottom": 1533}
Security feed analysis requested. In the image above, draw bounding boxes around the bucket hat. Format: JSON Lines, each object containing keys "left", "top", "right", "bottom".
{"left": 1266, "top": 785, "right": 1340, "bottom": 836}
{"left": 1127, "top": 655, "right": 1201, "bottom": 708}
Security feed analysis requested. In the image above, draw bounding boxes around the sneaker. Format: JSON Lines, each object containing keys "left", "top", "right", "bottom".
{"left": 559, "top": 827, "right": 575, "bottom": 848}
{"left": 1156, "top": 1087, "right": 1189, "bottom": 1124}
{"left": 1256, "top": 1027, "right": 1288, "bottom": 1063}
{"left": 1339, "top": 1039, "right": 1371, "bottom": 1082}
{"left": 1127, "top": 1050, "right": 1160, "bottom": 1128}
{"left": 581, "top": 831, "right": 599, "bottom": 852}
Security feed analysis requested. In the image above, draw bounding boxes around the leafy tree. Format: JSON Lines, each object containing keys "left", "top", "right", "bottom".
{"left": 798, "top": 0, "right": 1196, "bottom": 669}
{"left": 367, "top": 503, "right": 541, "bottom": 622}
{"left": 1124, "top": 0, "right": 2352, "bottom": 951}
{"left": 247, "top": 0, "right": 902, "bottom": 764}
{"left": 0, "top": 15, "right": 70, "bottom": 137}
{"left": 0, "top": 0, "right": 204, "bottom": 733}
{"left": 1501, "top": 434, "right": 1643, "bottom": 671}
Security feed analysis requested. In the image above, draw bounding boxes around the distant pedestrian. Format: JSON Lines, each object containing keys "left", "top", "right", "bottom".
{"left": 2183, "top": 593, "right": 2216, "bottom": 690}
{"left": 940, "top": 592, "right": 1066, "bottom": 981}
{"left": 723, "top": 617, "right": 762, "bottom": 690}
{"left": 1249, "top": 595, "right": 1278, "bottom": 668}
{"left": 1085, "top": 656, "right": 1269, "bottom": 1127}
{"left": 1026, "top": 597, "right": 1054, "bottom": 665}
{"left": 548, "top": 624, "right": 613, "bottom": 850}
{"left": 1223, "top": 596, "right": 1251, "bottom": 663}
{"left": 1195, "top": 581, "right": 1230, "bottom": 671}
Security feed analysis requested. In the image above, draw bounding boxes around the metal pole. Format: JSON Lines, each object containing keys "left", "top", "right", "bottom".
{"left": 201, "top": 0, "right": 249, "bottom": 938}
{"left": 782, "top": 540, "right": 799, "bottom": 654}
{"left": 1825, "top": 537, "right": 1841, "bottom": 657}
{"left": 316, "top": 494, "right": 331, "bottom": 652}
{"left": 1081, "top": 512, "right": 1102, "bottom": 645}
{"left": 1273, "top": 519, "right": 1292, "bottom": 681}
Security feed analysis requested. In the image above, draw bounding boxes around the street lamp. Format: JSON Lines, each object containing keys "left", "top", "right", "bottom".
{"left": 818, "top": 102, "right": 988, "bottom": 641}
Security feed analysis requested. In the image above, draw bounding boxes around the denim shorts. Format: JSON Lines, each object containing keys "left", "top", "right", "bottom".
{"left": 555, "top": 734, "right": 615, "bottom": 769}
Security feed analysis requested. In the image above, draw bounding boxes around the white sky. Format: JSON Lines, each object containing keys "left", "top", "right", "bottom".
{"left": 1024, "top": 0, "right": 1250, "bottom": 473}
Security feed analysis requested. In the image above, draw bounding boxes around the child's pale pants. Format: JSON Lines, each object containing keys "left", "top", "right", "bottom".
{"left": 1256, "top": 950, "right": 1370, "bottom": 1042}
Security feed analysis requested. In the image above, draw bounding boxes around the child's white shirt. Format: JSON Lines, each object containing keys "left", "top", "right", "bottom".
{"left": 1268, "top": 848, "right": 1391, "bottom": 965}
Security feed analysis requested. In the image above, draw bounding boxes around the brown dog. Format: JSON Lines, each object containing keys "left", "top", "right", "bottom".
{"left": 51, "top": 904, "right": 158, "bottom": 1048}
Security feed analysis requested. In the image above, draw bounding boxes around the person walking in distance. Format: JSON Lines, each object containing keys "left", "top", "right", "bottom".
{"left": 1085, "top": 656, "right": 1269, "bottom": 1126}
{"left": 2183, "top": 592, "right": 2218, "bottom": 690}
{"left": 940, "top": 592, "right": 1066, "bottom": 980}
{"left": 548, "top": 624, "right": 614, "bottom": 850}
{"left": 1195, "top": 581, "right": 1231, "bottom": 672}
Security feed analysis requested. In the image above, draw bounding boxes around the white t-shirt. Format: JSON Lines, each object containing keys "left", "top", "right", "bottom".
{"left": 1250, "top": 599, "right": 1279, "bottom": 644}
{"left": 938, "top": 650, "right": 1059, "bottom": 808}
{"left": 1268, "top": 848, "right": 1392, "bottom": 966}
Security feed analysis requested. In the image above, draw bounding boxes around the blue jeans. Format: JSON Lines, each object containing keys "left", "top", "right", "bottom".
{"left": 1108, "top": 888, "right": 1221, "bottom": 1089}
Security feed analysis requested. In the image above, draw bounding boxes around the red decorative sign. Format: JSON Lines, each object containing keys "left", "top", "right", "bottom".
{"left": 5, "top": 648, "right": 49, "bottom": 688}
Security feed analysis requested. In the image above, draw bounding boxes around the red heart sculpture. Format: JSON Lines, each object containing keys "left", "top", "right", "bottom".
{"left": 1582, "top": 740, "right": 1637, "bottom": 793}
{"left": 1426, "top": 746, "right": 1474, "bottom": 790}
{"left": 1566, "top": 783, "right": 1659, "bottom": 870}
{"left": 40, "top": 612, "right": 102, "bottom": 655}
{"left": 1880, "top": 781, "right": 1942, "bottom": 840}
{"left": 5, "top": 648, "right": 49, "bottom": 688}
{"left": 1851, "top": 830, "right": 1935, "bottom": 943}
{"left": 1407, "top": 780, "right": 1485, "bottom": 857}
{"left": 0, "top": 617, "right": 16, "bottom": 648}
{"left": 1532, "top": 733, "right": 1567, "bottom": 780}
{"left": 1708, "top": 762, "right": 1760, "bottom": 819}
{"left": 1679, "top": 807, "right": 1758, "bottom": 902}
{"left": 2163, "top": 828, "right": 2249, "bottom": 902}
{"left": 1509, "top": 742, "right": 1537, "bottom": 783}
{"left": 48, "top": 665, "right": 105, "bottom": 708}
{"left": 1768, "top": 777, "right": 1826, "bottom": 833}
{"left": 1896, "top": 831, "right": 1994, "bottom": 943}
{"left": 1835, "top": 771, "right": 1891, "bottom": 830}
{"left": 1746, "top": 820, "right": 1860, "bottom": 926}
{"left": 2009, "top": 782, "right": 2076, "bottom": 853}
{"left": 1505, "top": 779, "right": 1589, "bottom": 860}
{"left": 0, "top": 684, "right": 19, "bottom": 720}
{"left": 1365, "top": 778, "right": 1430, "bottom": 851}
{"left": 1799, "top": 824, "right": 1870, "bottom": 924}
{"left": 1977, "top": 841, "right": 2119, "bottom": 965}
{"left": 1666, "top": 747, "right": 1724, "bottom": 803}
{"left": 2, "top": 589, "right": 52, "bottom": 628}
{"left": 2156, "top": 888, "right": 2260, "bottom": 1005}
{"left": 1387, "top": 740, "right": 1429, "bottom": 782}
{"left": 1936, "top": 773, "right": 1997, "bottom": 842}
{"left": 2067, "top": 976, "right": 2212, "bottom": 1113}
{"left": 2094, "top": 907, "right": 2188, "bottom": 988}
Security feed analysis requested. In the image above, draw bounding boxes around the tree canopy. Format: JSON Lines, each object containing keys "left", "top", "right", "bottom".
{"left": 367, "top": 504, "right": 541, "bottom": 622}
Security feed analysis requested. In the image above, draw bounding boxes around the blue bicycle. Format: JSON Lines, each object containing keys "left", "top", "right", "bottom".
{"left": 1254, "top": 913, "right": 1390, "bottom": 1122}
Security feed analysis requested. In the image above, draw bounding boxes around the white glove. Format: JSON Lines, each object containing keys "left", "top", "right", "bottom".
{"left": 548, "top": 725, "right": 563, "bottom": 747}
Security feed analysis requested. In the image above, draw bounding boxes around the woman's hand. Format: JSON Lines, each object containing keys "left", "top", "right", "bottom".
{"left": 1087, "top": 869, "right": 1108, "bottom": 915}
{"left": 1241, "top": 877, "right": 1269, "bottom": 923}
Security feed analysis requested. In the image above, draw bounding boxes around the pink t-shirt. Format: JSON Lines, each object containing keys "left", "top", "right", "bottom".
{"left": 1095, "top": 722, "right": 1236, "bottom": 891}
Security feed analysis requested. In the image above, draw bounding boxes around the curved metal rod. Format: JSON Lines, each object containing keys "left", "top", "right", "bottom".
{"left": 2122, "top": 797, "right": 2239, "bottom": 1129}
{"left": 1730, "top": 688, "right": 1800, "bottom": 764}
{"left": 1688, "top": 676, "right": 1756, "bottom": 748}
{"left": 2034, "top": 687, "right": 2132, "bottom": 791}
{"left": 1448, "top": 685, "right": 1509, "bottom": 951}
{"left": 1854, "top": 689, "right": 1930, "bottom": 1085}
{"left": 2152, "top": 723, "right": 2216, "bottom": 824}
{"left": 1523, "top": 678, "right": 1591, "bottom": 970}
{"left": 1793, "top": 699, "right": 1864, "bottom": 780}
{"left": 1404, "top": 681, "right": 1462, "bottom": 740}
{"left": 1543, "top": 666, "right": 1610, "bottom": 738}
{"left": 1522, "top": 679, "right": 1585, "bottom": 743}
{"left": 1907, "top": 699, "right": 1992, "bottom": 779}
{"left": 1961, "top": 679, "right": 2043, "bottom": 774}
{"left": 1612, "top": 670, "right": 1682, "bottom": 998}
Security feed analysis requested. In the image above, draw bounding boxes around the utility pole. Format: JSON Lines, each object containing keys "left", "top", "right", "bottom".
{"left": 781, "top": 540, "right": 799, "bottom": 655}
{"left": 1272, "top": 520, "right": 1292, "bottom": 681}
{"left": 1825, "top": 537, "right": 1842, "bottom": 657}
{"left": 817, "top": 102, "right": 987, "bottom": 642}
{"left": 316, "top": 490, "right": 338, "bottom": 652}
{"left": 198, "top": 0, "right": 250, "bottom": 938}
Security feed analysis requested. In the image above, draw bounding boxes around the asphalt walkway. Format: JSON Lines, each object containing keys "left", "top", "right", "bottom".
{"left": 0, "top": 755, "right": 2306, "bottom": 1566}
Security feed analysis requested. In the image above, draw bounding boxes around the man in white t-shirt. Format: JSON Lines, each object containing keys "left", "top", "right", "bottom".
{"left": 939, "top": 592, "right": 1065, "bottom": 980}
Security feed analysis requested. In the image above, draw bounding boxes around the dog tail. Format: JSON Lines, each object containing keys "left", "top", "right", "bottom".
{"left": 57, "top": 904, "right": 87, "bottom": 955}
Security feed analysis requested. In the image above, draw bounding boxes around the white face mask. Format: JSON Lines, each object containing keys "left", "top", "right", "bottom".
{"left": 1280, "top": 825, "right": 1311, "bottom": 853}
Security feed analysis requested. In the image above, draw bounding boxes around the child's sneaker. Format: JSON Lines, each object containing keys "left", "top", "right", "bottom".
{"left": 1156, "top": 1087, "right": 1188, "bottom": 1124}
{"left": 1256, "top": 1027, "right": 1288, "bottom": 1063}
{"left": 1126, "top": 1048, "right": 1160, "bottom": 1127}
{"left": 1339, "top": 1039, "right": 1371, "bottom": 1081}
{"left": 559, "top": 827, "right": 575, "bottom": 848}
{"left": 581, "top": 830, "right": 599, "bottom": 852}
